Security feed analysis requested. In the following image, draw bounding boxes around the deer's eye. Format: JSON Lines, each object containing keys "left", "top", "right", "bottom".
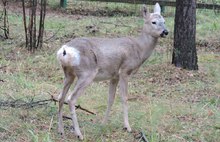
{"left": 152, "top": 22, "right": 156, "bottom": 25}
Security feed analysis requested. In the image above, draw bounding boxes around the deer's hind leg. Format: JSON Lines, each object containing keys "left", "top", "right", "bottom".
{"left": 67, "top": 70, "right": 98, "bottom": 140}
{"left": 58, "top": 68, "right": 75, "bottom": 135}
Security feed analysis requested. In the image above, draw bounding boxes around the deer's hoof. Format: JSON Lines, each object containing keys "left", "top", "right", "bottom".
{"left": 58, "top": 127, "right": 64, "bottom": 135}
{"left": 123, "top": 127, "right": 132, "bottom": 132}
{"left": 74, "top": 130, "right": 83, "bottom": 140}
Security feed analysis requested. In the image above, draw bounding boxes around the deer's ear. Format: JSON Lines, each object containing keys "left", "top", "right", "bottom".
{"left": 142, "top": 5, "right": 149, "bottom": 18}
{"left": 154, "top": 3, "right": 161, "bottom": 15}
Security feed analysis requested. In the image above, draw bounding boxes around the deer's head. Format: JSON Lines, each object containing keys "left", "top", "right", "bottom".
{"left": 142, "top": 3, "right": 168, "bottom": 38}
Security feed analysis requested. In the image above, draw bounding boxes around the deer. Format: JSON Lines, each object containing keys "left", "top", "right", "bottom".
{"left": 56, "top": 3, "right": 168, "bottom": 140}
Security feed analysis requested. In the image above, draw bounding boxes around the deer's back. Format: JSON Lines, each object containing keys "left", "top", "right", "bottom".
{"left": 65, "top": 37, "right": 143, "bottom": 80}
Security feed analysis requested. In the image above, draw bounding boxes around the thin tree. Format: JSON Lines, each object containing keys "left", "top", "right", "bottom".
{"left": 60, "top": 0, "right": 67, "bottom": 8}
{"left": 37, "top": 0, "right": 47, "bottom": 48}
{"left": 172, "top": 0, "right": 198, "bottom": 70}
{"left": 22, "top": 0, "right": 47, "bottom": 51}
{"left": 1, "top": 0, "right": 9, "bottom": 39}
{"left": 22, "top": 0, "right": 28, "bottom": 47}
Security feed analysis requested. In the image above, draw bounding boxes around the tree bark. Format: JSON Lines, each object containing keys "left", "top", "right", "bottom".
{"left": 33, "top": 0, "right": 37, "bottom": 51}
{"left": 37, "top": 0, "right": 46, "bottom": 48}
{"left": 172, "top": 0, "right": 198, "bottom": 70}
{"left": 2, "top": 0, "right": 9, "bottom": 39}
{"left": 60, "top": 0, "right": 67, "bottom": 8}
{"left": 22, "top": 0, "right": 28, "bottom": 47}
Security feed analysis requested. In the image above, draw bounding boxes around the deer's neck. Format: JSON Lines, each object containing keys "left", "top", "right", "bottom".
{"left": 134, "top": 32, "right": 158, "bottom": 62}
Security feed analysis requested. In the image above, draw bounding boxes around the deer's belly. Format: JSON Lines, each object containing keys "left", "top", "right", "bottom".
{"left": 93, "top": 69, "right": 118, "bottom": 82}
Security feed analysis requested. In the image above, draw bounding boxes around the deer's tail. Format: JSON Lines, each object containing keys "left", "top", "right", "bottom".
{"left": 57, "top": 45, "right": 80, "bottom": 67}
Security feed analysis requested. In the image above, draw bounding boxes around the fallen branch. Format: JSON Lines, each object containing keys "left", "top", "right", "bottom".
{"left": 134, "top": 131, "right": 149, "bottom": 142}
{"left": 0, "top": 26, "right": 8, "bottom": 31}
{"left": 51, "top": 95, "right": 96, "bottom": 115}
{"left": 63, "top": 115, "right": 72, "bottom": 120}
{"left": 0, "top": 65, "right": 7, "bottom": 70}
{"left": 0, "top": 95, "right": 96, "bottom": 115}
{"left": 0, "top": 98, "right": 51, "bottom": 109}
{"left": 51, "top": 94, "right": 68, "bottom": 105}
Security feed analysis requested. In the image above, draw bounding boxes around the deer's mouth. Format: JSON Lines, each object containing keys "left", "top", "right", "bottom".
{"left": 160, "top": 33, "right": 166, "bottom": 38}
{"left": 160, "top": 30, "right": 169, "bottom": 38}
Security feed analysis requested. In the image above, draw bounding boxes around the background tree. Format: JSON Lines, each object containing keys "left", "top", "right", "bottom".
{"left": 60, "top": 0, "right": 67, "bottom": 8}
{"left": 22, "top": 0, "right": 46, "bottom": 52}
{"left": 172, "top": 0, "right": 198, "bottom": 70}
{"left": 0, "top": 0, "right": 9, "bottom": 39}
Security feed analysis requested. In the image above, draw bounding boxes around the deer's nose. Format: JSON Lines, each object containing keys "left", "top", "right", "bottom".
{"left": 163, "top": 30, "right": 169, "bottom": 35}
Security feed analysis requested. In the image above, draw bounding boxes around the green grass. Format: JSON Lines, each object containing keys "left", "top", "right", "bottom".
{"left": 1, "top": 2, "right": 220, "bottom": 142}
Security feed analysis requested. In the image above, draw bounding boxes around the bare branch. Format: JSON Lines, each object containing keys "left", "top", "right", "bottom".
{"left": 0, "top": 65, "right": 7, "bottom": 70}
{"left": 51, "top": 95, "right": 96, "bottom": 115}
{"left": 0, "top": 95, "right": 96, "bottom": 115}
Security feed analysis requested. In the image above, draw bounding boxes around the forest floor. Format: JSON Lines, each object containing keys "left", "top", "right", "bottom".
{"left": 0, "top": 1, "right": 220, "bottom": 142}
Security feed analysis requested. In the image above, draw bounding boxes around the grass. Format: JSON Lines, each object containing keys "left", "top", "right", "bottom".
{"left": 0, "top": 1, "right": 220, "bottom": 142}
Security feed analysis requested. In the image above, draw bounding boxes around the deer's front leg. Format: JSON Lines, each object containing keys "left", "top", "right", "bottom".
{"left": 103, "top": 78, "right": 119, "bottom": 124}
{"left": 119, "top": 74, "right": 131, "bottom": 132}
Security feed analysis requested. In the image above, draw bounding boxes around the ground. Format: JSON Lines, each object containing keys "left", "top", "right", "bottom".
{"left": 0, "top": 1, "right": 220, "bottom": 142}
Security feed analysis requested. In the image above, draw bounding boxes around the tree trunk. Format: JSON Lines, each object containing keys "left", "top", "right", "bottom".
{"left": 22, "top": 0, "right": 47, "bottom": 51}
{"left": 2, "top": 0, "right": 9, "bottom": 39}
{"left": 22, "top": 0, "right": 28, "bottom": 47}
{"left": 37, "top": 0, "right": 46, "bottom": 48}
{"left": 172, "top": 0, "right": 198, "bottom": 70}
{"left": 60, "top": 0, "right": 67, "bottom": 8}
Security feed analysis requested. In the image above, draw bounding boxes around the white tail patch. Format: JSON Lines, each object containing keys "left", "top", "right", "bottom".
{"left": 57, "top": 45, "right": 80, "bottom": 67}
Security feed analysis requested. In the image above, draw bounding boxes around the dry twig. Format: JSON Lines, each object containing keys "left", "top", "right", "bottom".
{"left": 51, "top": 95, "right": 96, "bottom": 115}
{"left": 0, "top": 95, "right": 96, "bottom": 115}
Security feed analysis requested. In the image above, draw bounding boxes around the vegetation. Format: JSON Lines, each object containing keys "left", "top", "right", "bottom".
{"left": 0, "top": 1, "right": 220, "bottom": 142}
